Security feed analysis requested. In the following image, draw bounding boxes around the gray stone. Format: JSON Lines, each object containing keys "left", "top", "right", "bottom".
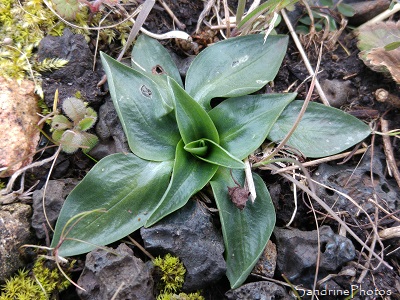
{"left": 141, "top": 198, "right": 226, "bottom": 291}
{"left": 90, "top": 98, "right": 129, "bottom": 160}
{"left": 225, "top": 281, "right": 291, "bottom": 300}
{"left": 31, "top": 178, "right": 78, "bottom": 239}
{"left": 77, "top": 243, "right": 154, "bottom": 300}
{"left": 0, "top": 203, "right": 33, "bottom": 282}
{"left": 321, "top": 79, "right": 355, "bottom": 108}
{"left": 38, "top": 28, "right": 103, "bottom": 109}
{"left": 274, "top": 226, "right": 355, "bottom": 283}
{"left": 313, "top": 150, "right": 399, "bottom": 215}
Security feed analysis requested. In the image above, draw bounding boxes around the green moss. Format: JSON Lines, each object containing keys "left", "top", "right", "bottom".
{"left": 152, "top": 254, "right": 205, "bottom": 300}
{"left": 0, "top": 0, "right": 133, "bottom": 83}
{"left": 0, "top": 0, "right": 65, "bottom": 82}
{"left": 157, "top": 291, "right": 205, "bottom": 300}
{"left": 153, "top": 254, "right": 186, "bottom": 293}
{"left": 0, "top": 258, "right": 71, "bottom": 300}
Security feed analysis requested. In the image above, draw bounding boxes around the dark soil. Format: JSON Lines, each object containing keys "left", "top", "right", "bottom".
{"left": 8, "top": 0, "right": 400, "bottom": 299}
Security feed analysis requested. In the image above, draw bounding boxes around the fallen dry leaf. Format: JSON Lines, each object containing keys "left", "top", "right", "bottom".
{"left": 357, "top": 21, "right": 400, "bottom": 83}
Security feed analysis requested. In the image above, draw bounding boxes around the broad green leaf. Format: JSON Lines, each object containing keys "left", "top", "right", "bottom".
{"left": 337, "top": 2, "right": 355, "bottom": 17}
{"left": 320, "top": 0, "right": 333, "bottom": 6}
{"left": 185, "top": 34, "right": 289, "bottom": 110}
{"left": 101, "top": 53, "right": 180, "bottom": 161}
{"left": 146, "top": 140, "right": 218, "bottom": 227}
{"left": 268, "top": 101, "right": 371, "bottom": 158}
{"left": 296, "top": 25, "right": 310, "bottom": 35}
{"left": 210, "top": 168, "right": 275, "bottom": 288}
{"left": 169, "top": 78, "right": 219, "bottom": 144}
{"left": 184, "top": 139, "right": 208, "bottom": 156}
{"left": 51, "top": 153, "right": 173, "bottom": 257}
{"left": 208, "top": 93, "right": 296, "bottom": 159}
{"left": 184, "top": 139, "right": 245, "bottom": 169}
{"left": 131, "top": 35, "right": 183, "bottom": 87}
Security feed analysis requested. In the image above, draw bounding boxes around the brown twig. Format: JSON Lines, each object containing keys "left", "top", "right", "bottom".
{"left": 381, "top": 118, "right": 400, "bottom": 188}
{"left": 281, "top": 8, "right": 330, "bottom": 106}
{"left": 157, "top": 0, "right": 186, "bottom": 30}
{"left": 375, "top": 89, "right": 400, "bottom": 109}
{"left": 222, "top": 0, "right": 231, "bottom": 38}
{"left": 126, "top": 235, "right": 154, "bottom": 260}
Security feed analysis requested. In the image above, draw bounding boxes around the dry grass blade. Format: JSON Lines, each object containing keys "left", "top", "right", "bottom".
{"left": 358, "top": 3, "right": 400, "bottom": 29}
{"left": 42, "top": 147, "right": 62, "bottom": 232}
{"left": 281, "top": 8, "right": 330, "bottom": 106}
{"left": 196, "top": 0, "right": 216, "bottom": 33}
{"left": 308, "top": 195, "right": 320, "bottom": 300}
{"left": 117, "top": 0, "right": 155, "bottom": 61}
{"left": 158, "top": 0, "right": 186, "bottom": 30}
{"left": 271, "top": 148, "right": 368, "bottom": 174}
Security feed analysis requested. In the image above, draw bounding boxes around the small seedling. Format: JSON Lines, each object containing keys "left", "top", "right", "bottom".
{"left": 51, "top": 97, "right": 98, "bottom": 154}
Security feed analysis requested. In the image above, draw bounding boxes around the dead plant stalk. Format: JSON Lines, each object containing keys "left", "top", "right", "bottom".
{"left": 281, "top": 8, "right": 330, "bottom": 106}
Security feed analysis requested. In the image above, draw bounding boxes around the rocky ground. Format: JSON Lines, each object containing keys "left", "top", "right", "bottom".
{"left": 1, "top": 0, "right": 400, "bottom": 299}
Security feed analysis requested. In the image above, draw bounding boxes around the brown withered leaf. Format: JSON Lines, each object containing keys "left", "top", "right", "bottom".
{"left": 366, "top": 47, "right": 400, "bottom": 83}
{"left": 357, "top": 21, "right": 400, "bottom": 83}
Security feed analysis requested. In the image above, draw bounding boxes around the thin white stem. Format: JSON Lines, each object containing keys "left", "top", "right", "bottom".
{"left": 244, "top": 158, "right": 256, "bottom": 202}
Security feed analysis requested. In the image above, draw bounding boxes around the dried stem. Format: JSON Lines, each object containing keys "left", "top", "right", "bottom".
{"left": 117, "top": 0, "right": 155, "bottom": 61}
{"left": 158, "top": 0, "right": 186, "bottom": 30}
{"left": 281, "top": 8, "right": 330, "bottom": 106}
{"left": 381, "top": 118, "right": 400, "bottom": 188}
{"left": 271, "top": 148, "right": 368, "bottom": 174}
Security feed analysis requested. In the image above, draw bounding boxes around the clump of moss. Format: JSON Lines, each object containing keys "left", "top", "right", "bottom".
{"left": 153, "top": 254, "right": 204, "bottom": 300}
{"left": 157, "top": 291, "right": 204, "bottom": 300}
{"left": 0, "top": 0, "right": 133, "bottom": 83}
{"left": 0, "top": 258, "right": 72, "bottom": 300}
{"left": 153, "top": 254, "right": 186, "bottom": 293}
{"left": 0, "top": 0, "right": 66, "bottom": 82}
